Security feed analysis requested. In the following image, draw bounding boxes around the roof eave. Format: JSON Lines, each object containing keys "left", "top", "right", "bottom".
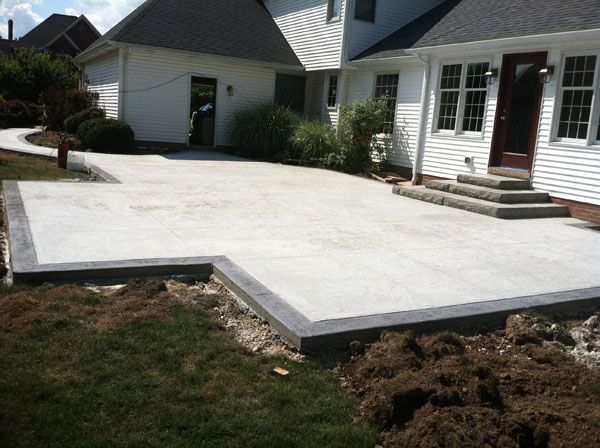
{"left": 108, "top": 41, "right": 305, "bottom": 71}
{"left": 73, "top": 40, "right": 118, "bottom": 65}
{"left": 349, "top": 54, "right": 418, "bottom": 66}
{"left": 407, "top": 28, "right": 600, "bottom": 55}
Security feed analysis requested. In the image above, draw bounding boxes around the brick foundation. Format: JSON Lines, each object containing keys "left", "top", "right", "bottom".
{"left": 550, "top": 197, "right": 600, "bottom": 224}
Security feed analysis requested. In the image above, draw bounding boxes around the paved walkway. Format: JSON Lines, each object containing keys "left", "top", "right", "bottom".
{"left": 2, "top": 128, "right": 600, "bottom": 323}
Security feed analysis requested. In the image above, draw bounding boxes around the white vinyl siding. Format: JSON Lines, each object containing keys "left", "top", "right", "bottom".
{"left": 305, "top": 70, "right": 340, "bottom": 125}
{"left": 122, "top": 48, "right": 277, "bottom": 146}
{"left": 265, "top": 0, "right": 345, "bottom": 71}
{"left": 347, "top": 0, "right": 443, "bottom": 59}
{"left": 534, "top": 49, "right": 600, "bottom": 206}
{"left": 346, "top": 64, "right": 423, "bottom": 168}
{"left": 420, "top": 54, "right": 500, "bottom": 178}
{"left": 84, "top": 52, "right": 120, "bottom": 119}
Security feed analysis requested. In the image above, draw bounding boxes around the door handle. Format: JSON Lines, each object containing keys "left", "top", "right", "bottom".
{"left": 500, "top": 115, "right": 506, "bottom": 120}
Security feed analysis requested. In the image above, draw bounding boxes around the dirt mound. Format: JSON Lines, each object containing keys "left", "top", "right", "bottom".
{"left": 0, "top": 295, "right": 45, "bottom": 331}
{"left": 345, "top": 321, "right": 600, "bottom": 448}
{"left": 112, "top": 279, "right": 168, "bottom": 300}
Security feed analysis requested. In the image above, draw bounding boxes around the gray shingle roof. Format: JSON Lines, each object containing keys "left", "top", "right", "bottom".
{"left": 18, "top": 14, "right": 78, "bottom": 48}
{"left": 87, "top": 0, "right": 302, "bottom": 68}
{"left": 354, "top": 0, "right": 600, "bottom": 60}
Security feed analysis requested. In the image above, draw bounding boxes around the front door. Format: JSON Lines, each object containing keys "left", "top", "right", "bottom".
{"left": 490, "top": 52, "right": 547, "bottom": 171}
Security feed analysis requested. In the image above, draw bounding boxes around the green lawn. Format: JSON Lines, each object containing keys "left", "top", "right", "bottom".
{"left": 0, "top": 150, "right": 87, "bottom": 182}
{"left": 0, "top": 283, "right": 376, "bottom": 448}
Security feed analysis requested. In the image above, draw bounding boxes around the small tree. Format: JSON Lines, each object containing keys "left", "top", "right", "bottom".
{"left": 0, "top": 48, "right": 77, "bottom": 102}
{"left": 39, "top": 89, "right": 98, "bottom": 131}
{"left": 337, "top": 98, "right": 387, "bottom": 173}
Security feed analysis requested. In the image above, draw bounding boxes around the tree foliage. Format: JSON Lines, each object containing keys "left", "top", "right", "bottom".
{"left": 0, "top": 48, "right": 77, "bottom": 103}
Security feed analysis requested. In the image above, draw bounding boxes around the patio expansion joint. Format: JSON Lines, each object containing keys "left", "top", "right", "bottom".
{"left": 3, "top": 179, "right": 600, "bottom": 352}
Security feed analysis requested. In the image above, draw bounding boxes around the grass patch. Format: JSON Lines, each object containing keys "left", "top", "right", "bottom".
{"left": 0, "top": 150, "right": 86, "bottom": 182}
{"left": 0, "top": 283, "right": 376, "bottom": 448}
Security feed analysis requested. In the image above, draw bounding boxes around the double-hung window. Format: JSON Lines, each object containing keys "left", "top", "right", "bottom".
{"left": 436, "top": 61, "right": 490, "bottom": 134}
{"left": 327, "top": 0, "right": 341, "bottom": 22}
{"left": 327, "top": 75, "right": 338, "bottom": 108}
{"left": 555, "top": 54, "right": 600, "bottom": 144}
{"left": 374, "top": 73, "right": 399, "bottom": 134}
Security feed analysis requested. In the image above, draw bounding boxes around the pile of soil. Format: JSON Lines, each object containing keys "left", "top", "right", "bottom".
{"left": 344, "top": 313, "right": 600, "bottom": 448}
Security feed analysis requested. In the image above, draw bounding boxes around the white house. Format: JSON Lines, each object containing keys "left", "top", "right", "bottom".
{"left": 75, "top": 0, "right": 600, "bottom": 222}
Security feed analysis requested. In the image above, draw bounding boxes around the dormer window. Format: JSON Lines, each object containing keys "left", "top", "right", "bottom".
{"left": 327, "top": 0, "right": 341, "bottom": 22}
{"left": 355, "top": 0, "right": 376, "bottom": 22}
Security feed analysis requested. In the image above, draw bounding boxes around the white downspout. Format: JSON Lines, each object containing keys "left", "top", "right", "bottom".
{"left": 412, "top": 54, "right": 431, "bottom": 185}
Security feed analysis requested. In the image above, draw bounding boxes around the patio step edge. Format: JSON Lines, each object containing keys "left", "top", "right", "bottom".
{"left": 392, "top": 185, "right": 570, "bottom": 219}
{"left": 426, "top": 180, "right": 550, "bottom": 204}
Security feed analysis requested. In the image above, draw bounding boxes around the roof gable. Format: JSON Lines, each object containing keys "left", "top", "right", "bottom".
{"left": 88, "top": 0, "right": 302, "bottom": 68}
{"left": 19, "top": 14, "right": 78, "bottom": 48}
{"left": 354, "top": 0, "right": 600, "bottom": 60}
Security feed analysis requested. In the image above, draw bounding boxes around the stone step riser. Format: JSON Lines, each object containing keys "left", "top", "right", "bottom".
{"left": 392, "top": 186, "right": 570, "bottom": 220}
{"left": 426, "top": 180, "right": 549, "bottom": 204}
{"left": 457, "top": 174, "right": 531, "bottom": 190}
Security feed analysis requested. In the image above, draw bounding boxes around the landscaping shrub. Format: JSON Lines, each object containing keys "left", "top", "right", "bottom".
{"left": 337, "top": 98, "right": 387, "bottom": 173}
{"left": 292, "top": 120, "right": 340, "bottom": 160}
{"left": 77, "top": 118, "right": 134, "bottom": 153}
{"left": 39, "top": 88, "right": 98, "bottom": 131}
{"left": 0, "top": 100, "right": 42, "bottom": 128}
{"left": 64, "top": 107, "right": 105, "bottom": 133}
{"left": 0, "top": 48, "right": 77, "bottom": 103}
{"left": 233, "top": 103, "right": 297, "bottom": 158}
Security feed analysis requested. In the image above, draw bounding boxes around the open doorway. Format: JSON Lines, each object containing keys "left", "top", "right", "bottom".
{"left": 189, "top": 76, "right": 217, "bottom": 147}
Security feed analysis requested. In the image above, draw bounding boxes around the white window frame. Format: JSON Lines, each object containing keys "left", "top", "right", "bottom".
{"left": 327, "top": 74, "right": 338, "bottom": 110}
{"left": 372, "top": 71, "right": 400, "bottom": 135}
{"left": 327, "top": 0, "right": 342, "bottom": 23}
{"left": 552, "top": 50, "right": 600, "bottom": 146}
{"left": 433, "top": 58, "right": 492, "bottom": 137}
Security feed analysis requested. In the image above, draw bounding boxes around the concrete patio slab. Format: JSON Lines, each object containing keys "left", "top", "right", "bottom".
{"left": 2, "top": 128, "right": 600, "bottom": 349}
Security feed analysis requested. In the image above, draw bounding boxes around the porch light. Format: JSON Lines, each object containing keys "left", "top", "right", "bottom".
{"left": 227, "top": 85, "right": 234, "bottom": 96}
{"left": 484, "top": 68, "right": 498, "bottom": 85}
{"left": 538, "top": 65, "right": 555, "bottom": 84}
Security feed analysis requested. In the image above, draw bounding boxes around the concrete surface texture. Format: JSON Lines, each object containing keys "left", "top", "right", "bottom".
{"left": 2, "top": 129, "right": 600, "bottom": 324}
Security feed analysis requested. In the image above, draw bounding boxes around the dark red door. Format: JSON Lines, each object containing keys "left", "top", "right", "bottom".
{"left": 490, "top": 52, "right": 547, "bottom": 171}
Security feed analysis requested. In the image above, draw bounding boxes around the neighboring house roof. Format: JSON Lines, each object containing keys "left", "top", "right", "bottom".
{"left": 84, "top": 0, "right": 302, "bottom": 68}
{"left": 18, "top": 14, "right": 79, "bottom": 48}
{"left": 354, "top": 0, "right": 600, "bottom": 60}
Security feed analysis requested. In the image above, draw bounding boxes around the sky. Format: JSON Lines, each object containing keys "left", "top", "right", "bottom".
{"left": 0, "top": 0, "right": 145, "bottom": 39}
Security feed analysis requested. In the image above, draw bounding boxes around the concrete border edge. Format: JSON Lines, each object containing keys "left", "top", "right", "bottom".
{"left": 4, "top": 180, "right": 600, "bottom": 352}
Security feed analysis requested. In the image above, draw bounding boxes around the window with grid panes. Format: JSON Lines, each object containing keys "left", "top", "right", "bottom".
{"left": 327, "top": 75, "right": 338, "bottom": 108}
{"left": 374, "top": 73, "right": 399, "bottom": 134}
{"left": 437, "top": 64, "right": 462, "bottom": 131}
{"left": 557, "top": 55, "right": 597, "bottom": 141}
{"left": 462, "top": 62, "right": 490, "bottom": 132}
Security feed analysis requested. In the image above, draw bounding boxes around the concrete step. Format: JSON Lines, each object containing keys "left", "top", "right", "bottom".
{"left": 457, "top": 173, "right": 531, "bottom": 190}
{"left": 392, "top": 186, "right": 570, "bottom": 219}
{"left": 426, "top": 180, "right": 549, "bottom": 204}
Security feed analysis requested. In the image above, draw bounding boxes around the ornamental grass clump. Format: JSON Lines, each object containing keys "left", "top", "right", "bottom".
{"left": 292, "top": 120, "right": 340, "bottom": 160}
{"left": 233, "top": 103, "right": 297, "bottom": 158}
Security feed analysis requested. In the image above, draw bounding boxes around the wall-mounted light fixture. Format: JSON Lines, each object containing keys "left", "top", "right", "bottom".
{"left": 538, "top": 65, "right": 555, "bottom": 84}
{"left": 484, "top": 68, "right": 498, "bottom": 85}
{"left": 227, "top": 85, "right": 234, "bottom": 96}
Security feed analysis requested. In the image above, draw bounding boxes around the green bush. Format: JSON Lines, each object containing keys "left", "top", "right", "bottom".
{"left": 0, "top": 48, "right": 77, "bottom": 103}
{"left": 77, "top": 118, "right": 134, "bottom": 153}
{"left": 233, "top": 103, "right": 297, "bottom": 158}
{"left": 337, "top": 98, "right": 387, "bottom": 173}
{"left": 64, "top": 108, "right": 105, "bottom": 133}
{"left": 39, "top": 88, "right": 98, "bottom": 131}
{"left": 0, "top": 100, "right": 42, "bottom": 128}
{"left": 292, "top": 120, "right": 340, "bottom": 160}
